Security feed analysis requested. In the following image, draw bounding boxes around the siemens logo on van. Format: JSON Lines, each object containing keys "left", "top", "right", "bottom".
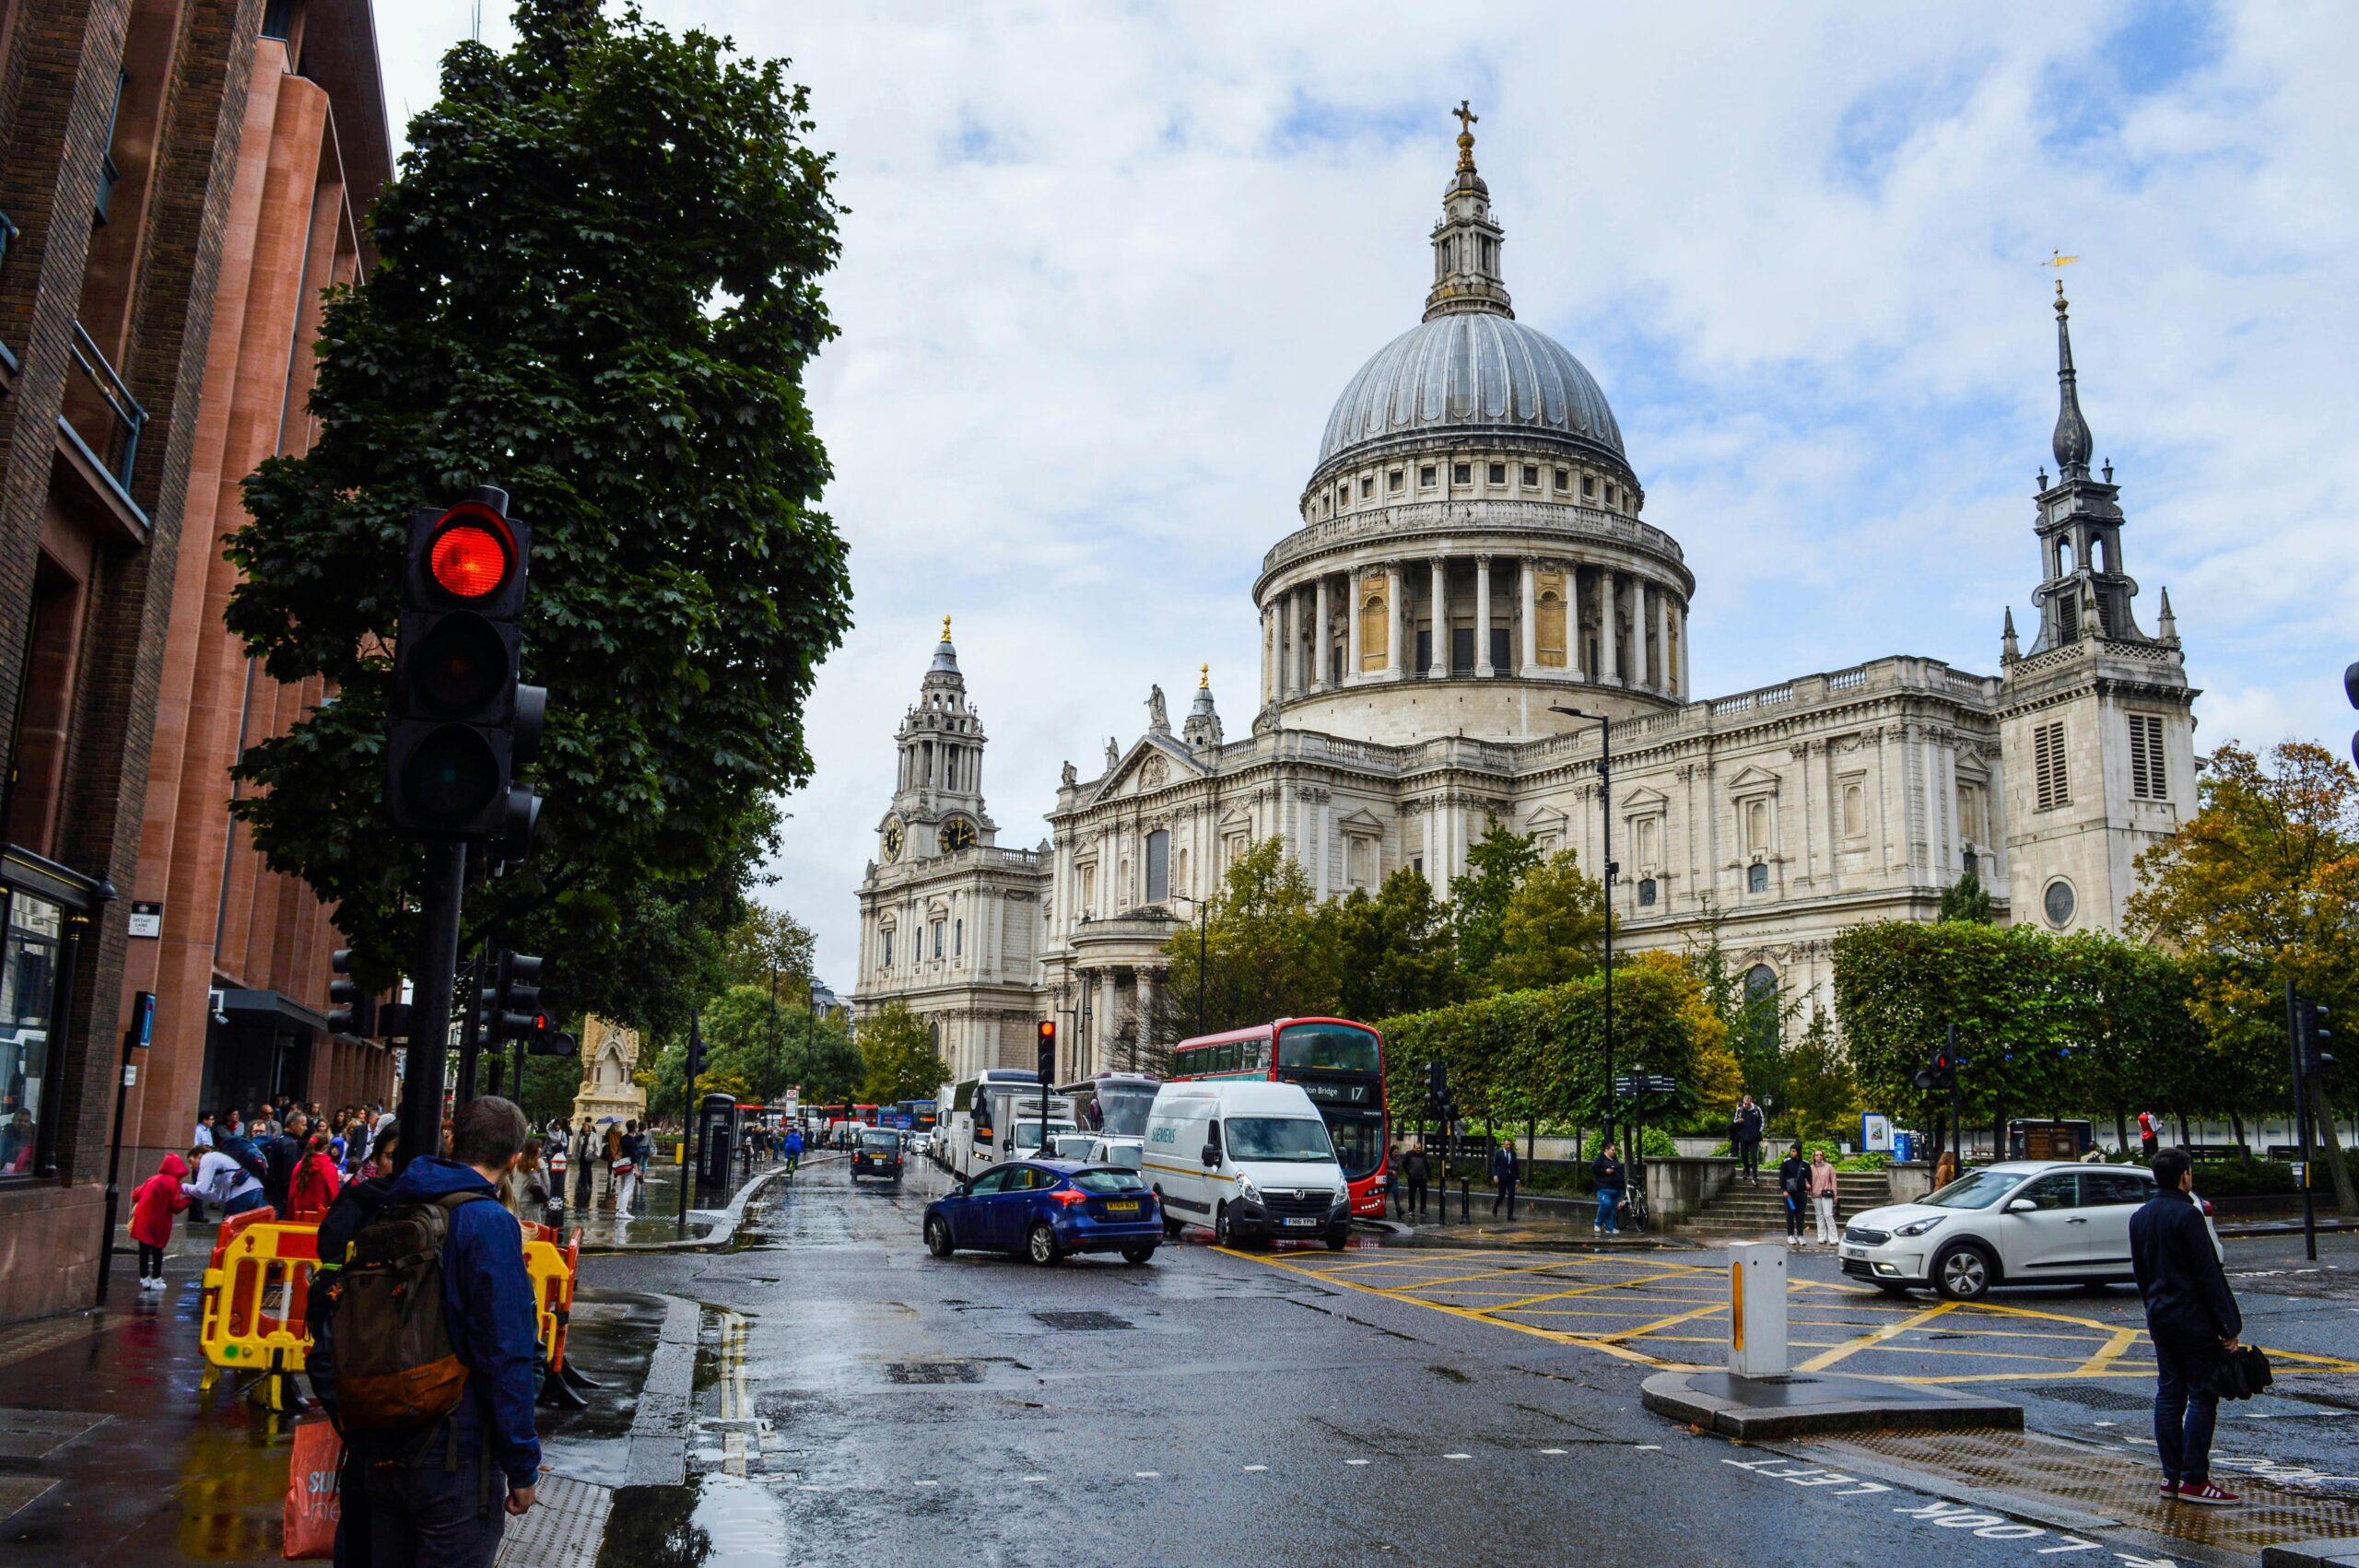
{"left": 1149, "top": 1126, "right": 1177, "bottom": 1144}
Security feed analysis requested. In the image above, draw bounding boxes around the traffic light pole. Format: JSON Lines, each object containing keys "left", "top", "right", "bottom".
{"left": 398, "top": 840, "right": 468, "bottom": 1170}
{"left": 2288, "top": 980, "right": 2317, "bottom": 1262}
{"left": 1948, "top": 1022, "right": 1963, "bottom": 1171}
{"left": 456, "top": 935, "right": 490, "bottom": 1104}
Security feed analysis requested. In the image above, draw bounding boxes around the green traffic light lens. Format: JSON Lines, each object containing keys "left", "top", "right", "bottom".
{"left": 402, "top": 723, "right": 501, "bottom": 821}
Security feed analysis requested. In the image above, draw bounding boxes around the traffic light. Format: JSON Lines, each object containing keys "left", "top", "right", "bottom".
{"left": 1913, "top": 1050, "right": 1958, "bottom": 1092}
{"left": 2295, "top": 996, "right": 2336, "bottom": 1078}
{"left": 1036, "top": 1020, "right": 1057, "bottom": 1084}
{"left": 327, "top": 949, "right": 374, "bottom": 1037}
{"left": 384, "top": 489, "right": 546, "bottom": 843}
{"left": 528, "top": 1026, "right": 579, "bottom": 1058}
{"left": 487, "top": 951, "right": 546, "bottom": 1043}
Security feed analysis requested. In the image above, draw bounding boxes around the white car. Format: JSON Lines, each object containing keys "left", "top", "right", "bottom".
{"left": 1840, "top": 1160, "right": 2197, "bottom": 1302}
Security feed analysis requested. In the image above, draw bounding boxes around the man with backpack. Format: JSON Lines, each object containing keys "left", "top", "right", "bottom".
{"left": 326, "top": 1096, "right": 543, "bottom": 1562}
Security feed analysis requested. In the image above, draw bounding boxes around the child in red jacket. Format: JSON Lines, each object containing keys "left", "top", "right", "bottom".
{"left": 130, "top": 1152, "right": 193, "bottom": 1292}
{"left": 286, "top": 1131, "right": 341, "bottom": 1223}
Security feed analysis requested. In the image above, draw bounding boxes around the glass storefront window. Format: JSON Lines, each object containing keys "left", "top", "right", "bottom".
{"left": 0, "top": 890, "right": 64, "bottom": 1176}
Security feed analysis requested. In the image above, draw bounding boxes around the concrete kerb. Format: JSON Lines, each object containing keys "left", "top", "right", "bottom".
{"left": 2261, "top": 1540, "right": 2359, "bottom": 1568}
{"left": 1640, "top": 1368, "right": 2024, "bottom": 1441}
{"left": 577, "top": 1153, "right": 835, "bottom": 1256}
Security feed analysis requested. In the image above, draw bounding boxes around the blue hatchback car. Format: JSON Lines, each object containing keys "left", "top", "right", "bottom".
{"left": 924, "top": 1161, "right": 1162, "bottom": 1266}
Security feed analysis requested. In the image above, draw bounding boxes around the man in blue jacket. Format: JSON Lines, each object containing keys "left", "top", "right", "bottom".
{"left": 2130, "top": 1147, "right": 2242, "bottom": 1507}
{"left": 358, "top": 1095, "right": 544, "bottom": 1563}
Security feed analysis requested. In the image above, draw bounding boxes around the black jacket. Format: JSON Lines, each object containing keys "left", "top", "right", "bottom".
{"left": 1590, "top": 1153, "right": 1624, "bottom": 1189}
{"left": 1490, "top": 1146, "right": 1519, "bottom": 1184}
{"left": 1401, "top": 1150, "right": 1430, "bottom": 1182}
{"left": 1778, "top": 1154, "right": 1809, "bottom": 1199}
{"left": 1731, "top": 1105, "right": 1765, "bottom": 1146}
{"left": 2130, "top": 1187, "right": 2240, "bottom": 1344}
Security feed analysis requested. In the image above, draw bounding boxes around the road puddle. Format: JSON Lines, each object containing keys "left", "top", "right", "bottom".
{"left": 599, "top": 1473, "right": 786, "bottom": 1565}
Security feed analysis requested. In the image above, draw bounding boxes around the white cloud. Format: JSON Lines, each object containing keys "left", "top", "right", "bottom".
{"left": 375, "top": 1, "right": 2359, "bottom": 985}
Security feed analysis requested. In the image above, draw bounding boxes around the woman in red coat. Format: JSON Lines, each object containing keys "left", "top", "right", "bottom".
{"left": 130, "top": 1152, "right": 193, "bottom": 1292}
{"left": 286, "top": 1132, "right": 342, "bottom": 1223}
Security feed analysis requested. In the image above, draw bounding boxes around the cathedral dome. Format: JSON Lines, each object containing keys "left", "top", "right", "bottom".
{"left": 1315, "top": 312, "right": 1625, "bottom": 475}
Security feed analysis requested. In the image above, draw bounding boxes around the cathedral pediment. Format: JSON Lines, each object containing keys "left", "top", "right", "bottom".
{"left": 1618, "top": 784, "right": 1670, "bottom": 812}
{"left": 1724, "top": 766, "right": 1783, "bottom": 796}
{"left": 1089, "top": 733, "right": 1208, "bottom": 806}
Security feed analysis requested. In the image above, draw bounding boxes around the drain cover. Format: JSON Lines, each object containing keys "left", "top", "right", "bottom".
{"left": 2030, "top": 1383, "right": 2154, "bottom": 1412}
{"left": 887, "top": 1360, "right": 985, "bottom": 1384}
{"left": 1033, "top": 1310, "right": 1134, "bottom": 1331}
{"left": 0, "top": 1408, "right": 103, "bottom": 1459}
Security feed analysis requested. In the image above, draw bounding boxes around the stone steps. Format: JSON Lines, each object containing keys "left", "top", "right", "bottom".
{"left": 1680, "top": 1171, "right": 1892, "bottom": 1235}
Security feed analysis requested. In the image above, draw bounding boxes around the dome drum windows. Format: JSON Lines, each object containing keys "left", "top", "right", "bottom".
{"left": 1419, "top": 463, "right": 1438, "bottom": 488}
{"left": 1487, "top": 462, "right": 1507, "bottom": 486}
{"left": 1452, "top": 462, "right": 1472, "bottom": 486}
{"left": 1520, "top": 463, "right": 1539, "bottom": 487}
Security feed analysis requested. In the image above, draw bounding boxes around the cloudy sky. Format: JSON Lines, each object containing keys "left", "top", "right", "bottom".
{"left": 376, "top": 1, "right": 2358, "bottom": 986}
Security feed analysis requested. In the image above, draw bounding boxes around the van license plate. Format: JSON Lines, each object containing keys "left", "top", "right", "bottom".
{"left": 1105, "top": 1200, "right": 1138, "bottom": 1212}
{"left": 1283, "top": 1217, "right": 1320, "bottom": 1228}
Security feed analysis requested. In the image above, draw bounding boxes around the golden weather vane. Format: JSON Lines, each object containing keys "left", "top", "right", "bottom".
{"left": 2048, "top": 250, "right": 2078, "bottom": 298}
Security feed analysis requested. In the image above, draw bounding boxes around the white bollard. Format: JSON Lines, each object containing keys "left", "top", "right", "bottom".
{"left": 1727, "top": 1241, "right": 1789, "bottom": 1377}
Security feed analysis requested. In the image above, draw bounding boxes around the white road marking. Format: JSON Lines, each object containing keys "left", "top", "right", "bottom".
{"left": 1539, "top": 1448, "right": 1567, "bottom": 1455}
{"left": 1634, "top": 1444, "right": 1662, "bottom": 1451}
{"left": 2036, "top": 1539, "right": 2103, "bottom": 1554}
{"left": 1242, "top": 1465, "right": 1268, "bottom": 1472}
{"left": 2094, "top": 1420, "right": 2116, "bottom": 1426}
{"left": 1134, "top": 1470, "right": 1160, "bottom": 1479}
{"left": 1020, "top": 1475, "right": 1048, "bottom": 1483}
{"left": 1345, "top": 1458, "right": 1371, "bottom": 1466}
{"left": 912, "top": 1480, "right": 938, "bottom": 1488}
{"left": 1443, "top": 1453, "right": 1472, "bottom": 1460}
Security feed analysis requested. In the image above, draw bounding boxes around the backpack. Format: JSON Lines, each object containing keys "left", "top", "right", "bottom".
{"left": 329, "top": 1191, "right": 492, "bottom": 1438}
{"left": 218, "top": 1132, "right": 269, "bottom": 1185}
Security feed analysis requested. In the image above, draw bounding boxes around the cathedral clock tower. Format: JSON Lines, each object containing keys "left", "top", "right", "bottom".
{"left": 878, "top": 618, "right": 998, "bottom": 866}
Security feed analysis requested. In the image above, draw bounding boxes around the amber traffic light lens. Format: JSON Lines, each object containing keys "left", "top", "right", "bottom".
{"left": 428, "top": 521, "right": 511, "bottom": 599}
{"left": 414, "top": 614, "right": 509, "bottom": 712}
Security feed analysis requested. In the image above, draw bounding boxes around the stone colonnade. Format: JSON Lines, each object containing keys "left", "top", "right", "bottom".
{"left": 1262, "top": 554, "right": 1690, "bottom": 703}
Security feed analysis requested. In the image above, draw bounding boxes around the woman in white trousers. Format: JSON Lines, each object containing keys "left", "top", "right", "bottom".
{"left": 1809, "top": 1151, "right": 1840, "bottom": 1245}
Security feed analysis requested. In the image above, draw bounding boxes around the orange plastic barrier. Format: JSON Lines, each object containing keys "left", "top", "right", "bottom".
{"left": 196, "top": 1209, "right": 319, "bottom": 1393}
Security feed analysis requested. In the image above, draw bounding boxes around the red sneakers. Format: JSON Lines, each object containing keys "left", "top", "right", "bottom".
{"left": 2158, "top": 1480, "right": 2177, "bottom": 1501}
{"left": 2176, "top": 1480, "right": 2240, "bottom": 1506}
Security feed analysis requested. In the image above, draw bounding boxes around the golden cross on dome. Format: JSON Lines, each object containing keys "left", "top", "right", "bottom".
{"left": 1453, "top": 100, "right": 1479, "bottom": 171}
{"left": 1199, "top": 662, "right": 1210, "bottom": 689}
{"left": 1453, "top": 100, "right": 1478, "bottom": 136}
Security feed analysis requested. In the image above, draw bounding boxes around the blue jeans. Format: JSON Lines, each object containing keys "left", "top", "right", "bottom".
{"left": 360, "top": 1428, "right": 507, "bottom": 1568}
{"left": 1595, "top": 1188, "right": 1620, "bottom": 1231}
{"left": 2153, "top": 1332, "right": 2220, "bottom": 1487}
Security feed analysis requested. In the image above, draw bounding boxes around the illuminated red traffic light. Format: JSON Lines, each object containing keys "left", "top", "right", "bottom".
{"left": 428, "top": 512, "right": 511, "bottom": 599}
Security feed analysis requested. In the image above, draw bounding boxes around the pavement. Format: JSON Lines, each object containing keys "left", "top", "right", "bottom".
{"left": 3, "top": 1155, "right": 2357, "bottom": 1565}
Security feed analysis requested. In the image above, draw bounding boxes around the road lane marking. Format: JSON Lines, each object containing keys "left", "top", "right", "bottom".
{"left": 1795, "top": 1299, "right": 1957, "bottom": 1374}
{"left": 1345, "top": 1458, "right": 1370, "bottom": 1466}
{"left": 1539, "top": 1447, "right": 1566, "bottom": 1455}
{"left": 1242, "top": 1465, "right": 1268, "bottom": 1472}
{"left": 2073, "top": 1326, "right": 2142, "bottom": 1378}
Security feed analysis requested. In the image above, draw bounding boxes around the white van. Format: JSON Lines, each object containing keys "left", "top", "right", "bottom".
{"left": 1142, "top": 1081, "right": 1351, "bottom": 1249}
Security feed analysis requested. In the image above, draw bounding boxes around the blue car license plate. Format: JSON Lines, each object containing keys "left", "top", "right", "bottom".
{"left": 1283, "top": 1216, "right": 1319, "bottom": 1228}
{"left": 1105, "top": 1200, "right": 1139, "bottom": 1212}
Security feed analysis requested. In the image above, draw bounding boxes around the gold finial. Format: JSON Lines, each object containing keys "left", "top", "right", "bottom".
{"left": 2048, "top": 251, "right": 2077, "bottom": 308}
{"left": 1453, "top": 99, "right": 1479, "bottom": 172}
{"left": 1199, "top": 662, "right": 1209, "bottom": 689}
{"left": 941, "top": 614, "right": 952, "bottom": 642}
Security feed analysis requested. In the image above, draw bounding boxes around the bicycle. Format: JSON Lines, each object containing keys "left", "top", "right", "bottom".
{"left": 1618, "top": 1185, "right": 1651, "bottom": 1234}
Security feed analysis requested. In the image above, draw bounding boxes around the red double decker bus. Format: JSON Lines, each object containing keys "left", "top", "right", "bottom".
{"left": 1168, "top": 1017, "right": 1389, "bottom": 1217}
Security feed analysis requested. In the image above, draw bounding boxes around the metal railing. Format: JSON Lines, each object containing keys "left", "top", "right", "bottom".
{"left": 61, "top": 320, "right": 147, "bottom": 501}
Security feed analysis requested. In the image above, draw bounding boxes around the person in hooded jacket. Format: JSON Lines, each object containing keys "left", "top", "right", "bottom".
{"left": 325, "top": 1101, "right": 542, "bottom": 1565}
{"left": 288, "top": 1131, "right": 343, "bottom": 1223}
{"left": 308, "top": 1119, "right": 398, "bottom": 1568}
{"left": 130, "top": 1152, "right": 194, "bottom": 1291}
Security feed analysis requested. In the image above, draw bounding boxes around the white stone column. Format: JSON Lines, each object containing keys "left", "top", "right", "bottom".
{"left": 1520, "top": 556, "right": 1539, "bottom": 675}
{"left": 1602, "top": 572, "right": 1620, "bottom": 685}
{"left": 1569, "top": 563, "right": 1586, "bottom": 681}
{"left": 1385, "top": 563, "right": 1403, "bottom": 677}
{"left": 1661, "top": 579, "right": 1679, "bottom": 693}
{"left": 1278, "top": 591, "right": 1295, "bottom": 698}
{"left": 1345, "top": 571, "right": 1362, "bottom": 680}
{"left": 1097, "top": 968, "right": 1118, "bottom": 1075}
{"left": 1314, "top": 575, "right": 1331, "bottom": 689}
{"left": 1262, "top": 604, "right": 1275, "bottom": 703}
{"left": 1679, "top": 603, "right": 1692, "bottom": 697}
{"left": 1428, "top": 557, "right": 1448, "bottom": 679}
{"left": 1474, "top": 557, "right": 1494, "bottom": 675}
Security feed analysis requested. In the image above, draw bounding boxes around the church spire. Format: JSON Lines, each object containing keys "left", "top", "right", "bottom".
{"left": 2051, "top": 275, "right": 2094, "bottom": 478}
{"left": 1424, "top": 101, "right": 1513, "bottom": 322}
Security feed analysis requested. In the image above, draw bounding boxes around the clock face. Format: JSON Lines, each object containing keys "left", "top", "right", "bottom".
{"left": 938, "top": 816, "right": 977, "bottom": 853}
{"left": 881, "top": 817, "right": 904, "bottom": 861}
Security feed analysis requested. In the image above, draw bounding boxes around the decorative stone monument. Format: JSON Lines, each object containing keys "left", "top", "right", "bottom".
{"left": 569, "top": 1015, "right": 647, "bottom": 1128}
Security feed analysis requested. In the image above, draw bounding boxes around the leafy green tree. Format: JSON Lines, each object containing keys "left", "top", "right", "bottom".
{"left": 1449, "top": 818, "right": 1542, "bottom": 982}
{"left": 1937, "top": 866, "right": 1995, "bottom": 924}
{"left": 717, "top": 907, "right": 817, "bottom": 1000}
{"left": 1160, "top": 839, "right": 1337, "bottom": 1031}
{"left": 1686, "top": 898, "right": 1797, "bottom": 1116}
{"left": 220, "top": 1, "right": 851, "bottom": 1018}
{"left": 2130, "top": 740, "right": 2359, "bottom": 1211}
{"left": 1484, "top": 849, "right": 1603, "bottom": 995}
{"left": 1780, "top": 1007, "right": 1860, "bottom": 1144}
{"left": 1332, "top": 868, "right": 1461, "bottom": 1021}
{"left": 858, "top": 1001, "right": 950, "bottom": 1106}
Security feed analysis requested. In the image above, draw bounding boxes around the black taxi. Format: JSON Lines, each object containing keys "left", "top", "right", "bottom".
{"left": 851, "top": 1127, "right": 904, "bottom": 1183}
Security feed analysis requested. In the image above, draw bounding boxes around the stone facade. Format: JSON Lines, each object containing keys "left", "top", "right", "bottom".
{"left": 570, "top": 1015, "right": 648, "bottom": 1128}
{"left": 851, "top": 124, "right": 2200, "bottom": 1082}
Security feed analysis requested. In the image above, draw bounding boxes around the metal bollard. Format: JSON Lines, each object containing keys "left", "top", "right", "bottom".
{"left": 1460, "top": 1176, "right": 1470, "bottom": 1223}
{"left": 1727, "top": 1241, "right": 1790, "bottom": 1377}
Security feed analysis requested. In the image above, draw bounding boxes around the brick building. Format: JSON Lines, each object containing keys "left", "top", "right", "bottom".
{"left": 0, "top": 0, "right": 390, "bottom": 1325}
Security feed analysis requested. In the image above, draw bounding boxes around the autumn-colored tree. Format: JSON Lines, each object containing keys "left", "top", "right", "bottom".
{"left": 2129, "top": 740, "right": 2359, "bottom": 1212}
{"left": 859, "top": 1000, "right": 950, "bottom": 1106}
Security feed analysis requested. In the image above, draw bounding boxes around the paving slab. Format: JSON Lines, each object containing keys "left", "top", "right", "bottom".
{"left": 1641, "top": 1367, "right": 2025, "bottom": 1439}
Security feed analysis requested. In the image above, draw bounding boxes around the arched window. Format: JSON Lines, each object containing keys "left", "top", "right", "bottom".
{"left": 1840, "top": 782, "right": 1865, "bottom": 840}
{"left": 1743, "top": 964, "right": 1777, "bottom": 1001}
{"left": 1962, "top": 849, "right": 1979, "bottom": 879}
{"left": 1747, "top": 862, "right": 1768, "bottom": 894}
{"left": 2057, "top": 537, "right": 2074, "bottom": 573}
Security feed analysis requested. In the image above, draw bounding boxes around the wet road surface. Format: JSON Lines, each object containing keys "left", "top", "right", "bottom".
{"left": 572, "top": 1157, "right": 2359, "bottom": 1566}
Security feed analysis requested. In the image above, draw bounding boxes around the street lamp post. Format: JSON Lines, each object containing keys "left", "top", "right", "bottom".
{"left": 1548, "top": 707, "right": 1617, "bottom": 1164}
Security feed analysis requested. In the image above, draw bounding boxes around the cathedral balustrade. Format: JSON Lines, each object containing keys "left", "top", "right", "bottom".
{"left": 1259, "top": 498, "right": 1687, "bottom": 583}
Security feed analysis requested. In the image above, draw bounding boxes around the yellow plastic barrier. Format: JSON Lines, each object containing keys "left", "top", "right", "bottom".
{"left": 196, "top": 1210, "right": 320, "bottom": 1404}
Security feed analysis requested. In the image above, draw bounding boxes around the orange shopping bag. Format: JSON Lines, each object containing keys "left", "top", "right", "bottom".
{"left": 282, "top": 1417, "right": 342, "bottom": 1559}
